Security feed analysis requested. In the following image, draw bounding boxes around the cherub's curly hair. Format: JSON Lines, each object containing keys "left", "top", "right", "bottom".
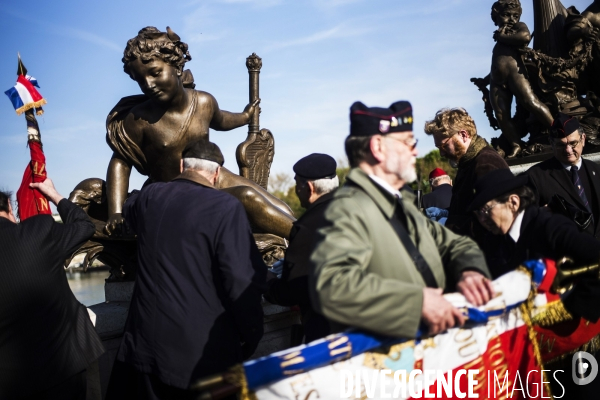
{"left": 424, "top": 107, "right": 477, "bottom": 139}
{"left": 122, "top": 26, "right": 192, "bottom": 77}
{"left": 491, "top": 0, "right": 522, "bottom": 25}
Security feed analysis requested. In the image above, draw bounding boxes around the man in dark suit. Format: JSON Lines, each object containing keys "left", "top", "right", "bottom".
{"left": 265, "top": 153, "right": 337, "bottom": 343}
{"left": 106, "top": 141, "right": 266, "bottom": 400}
{"left": 422, "top": 168, "right": 453, "bottom": 210}
{"left": 0, "top": 179, "right": 104, "bottom": 400}
{"left": 527, "top": 113, "right": 600, "bottom": 239}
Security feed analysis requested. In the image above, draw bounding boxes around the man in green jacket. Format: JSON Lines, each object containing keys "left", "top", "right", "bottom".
{"left": 310, "top": 101, "right": 493, "bottom": 338}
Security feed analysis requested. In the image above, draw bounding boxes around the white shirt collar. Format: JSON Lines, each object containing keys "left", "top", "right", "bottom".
{"left": 560, "top": 157, "right": 582, "bottom": 171}
{"left": 508, "top": 210, "right": 525, "bottom": 243}
{"left": 368, "top": 174, "right": 403, "bottom": 198}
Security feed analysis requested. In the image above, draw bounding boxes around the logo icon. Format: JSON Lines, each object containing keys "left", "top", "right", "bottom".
{"left": 572, "top": 351, "right": 598, "bottom": 385}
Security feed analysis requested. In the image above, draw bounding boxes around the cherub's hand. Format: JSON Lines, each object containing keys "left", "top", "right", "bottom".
{"left": 105, "top": 213, "right": 126, "bottom": 236}
{"left": 243, "top": 98, "right": 261, "bottom": 121}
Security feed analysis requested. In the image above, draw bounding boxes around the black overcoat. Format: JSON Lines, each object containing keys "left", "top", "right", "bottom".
{"left": 527, "top": 156, "right": 600, "bottom": 239}
{"left": 482, "top": 205, "right": 600, "bottom": 320}
{"left": 265, "top": 191, "right": 333, "bottom": 342}
{"left": 0, "top": 199, "right": 103, "bottom": 398}
{"left": 117, "top": 171, "right": 266, "bottom": 389}
{"left": 446, "top": 146, "right": 509, "bottom": 235}
{"left": 422, "top": 183, "right": 452, "bottom": 210}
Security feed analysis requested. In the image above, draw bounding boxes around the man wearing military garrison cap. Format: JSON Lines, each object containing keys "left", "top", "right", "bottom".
{"left": 527, "top": 113, "right": 600, "bottom": 239}
{"left": 309, "top": 101, "right": 493, "bottom": 339}
{"left": 107, "top": 140, "right": 266, "bottom": 399}
{"left": 265, "top": 153, "right": 338, "bottom": 343}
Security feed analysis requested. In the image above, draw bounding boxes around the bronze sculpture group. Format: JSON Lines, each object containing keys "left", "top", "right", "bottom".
{"left": 64, "top": 0, "right": 600, "bottom": 277}
{"left": 473, "top": 0, "right": 600, "bottom": 159}
{"left": 68, "top": 27, "right": 294, "bottom": 279}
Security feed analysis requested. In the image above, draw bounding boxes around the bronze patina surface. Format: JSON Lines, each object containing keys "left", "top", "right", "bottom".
{"left": 69, "top": 27, "right": 294, "bottom": 279}
{"left": 472, "top": 0, "right": 600, "bottom": 161}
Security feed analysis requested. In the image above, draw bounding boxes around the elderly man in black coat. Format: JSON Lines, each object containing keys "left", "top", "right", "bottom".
{"left": 106, "top": 141, "right": 266, "bottom": 400}
{"left": 265, "top": 153, "right": 338, "bottom": 343}
{"left": 527, "top": 113, "right": 600, "bottom": 240}
{"left": 0, "top": 180, "right": 104, "bottom": 400}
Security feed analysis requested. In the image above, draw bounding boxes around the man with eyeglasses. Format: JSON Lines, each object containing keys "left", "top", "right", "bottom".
{"left": 424, "top": 108, "right": 508, "bottom": 237}
{"left": 309, "top": 101, "right": 492, "bottom": 340}
{"left": 527, "top": 113, "right": 600, "bottom": 239}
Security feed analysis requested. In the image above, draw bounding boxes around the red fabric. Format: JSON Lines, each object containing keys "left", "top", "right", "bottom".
{"left": 537, "top": 258, "right": 557, "bottom": 293}
{"left": 16, "top": 140, "right": 51, "bottom": 220}
{"left": 538, "top": 317, "right": 600, "bottom": 363}
{"left": 16, "top": 74, "right": 44, "bottom": 102}
{"left": 429, "top": 167, "right": 448, "bottom": 180}
{"left": 411, "top": 326, "right": 541, "bottom": 399}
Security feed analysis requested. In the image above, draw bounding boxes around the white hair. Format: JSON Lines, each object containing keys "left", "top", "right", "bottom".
{"left": 431, "top": 175, "right": 451, "bottom": 187}
{"left": 310, "top": 175, "right": 339, "bottom": 195}
{"left": 183, "top": 158, "right": 219, "bottom": 174}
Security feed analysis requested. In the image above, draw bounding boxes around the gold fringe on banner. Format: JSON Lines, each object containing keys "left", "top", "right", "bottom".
{"left": 227, "top": 364, "right": 257, "bottom": 400}
{"left": 532, "top": 300, "right": 574, "bottom": 327}
{"left": 15, "top": 98, "right": 47, "bottom": 116}
{"left": 519, "top": 267, "right": 554, "bottom": 399}
{"left": 545, "top": 334, "right": 600, "bottom": 366}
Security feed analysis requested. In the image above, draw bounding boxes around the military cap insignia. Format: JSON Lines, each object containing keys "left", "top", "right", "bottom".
{"left": 379, "top": 120, "right": 391, "bottom": 133}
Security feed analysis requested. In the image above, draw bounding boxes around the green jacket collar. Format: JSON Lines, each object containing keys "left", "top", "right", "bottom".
{"left": 345, "top": 168, "right": 400, "bottom": 219}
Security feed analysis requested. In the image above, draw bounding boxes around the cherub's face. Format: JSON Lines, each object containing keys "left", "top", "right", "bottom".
{"left": 128, "top": 57, "right": 182, "bottom": 104}
{"left": 496, "top": 8, "right": 521, "bottom": 28}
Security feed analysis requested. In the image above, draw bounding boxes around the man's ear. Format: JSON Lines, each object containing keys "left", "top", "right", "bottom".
{"left": 180, "top": 159, "right": 184, "bottom": 173}
{"left": 369, "top": 135, "right": 385, "bottom": 163}
{"left": 307, "top": 180, "right": 316, "bottom": 197}
{"left": 214, "top": 166, "right": 221, "bottom": 186}
{"left": 458, "top": 130, "right": 470, "bottom": 143}
{"left": 509, "top": 194, "right": 520, "bottom": 212}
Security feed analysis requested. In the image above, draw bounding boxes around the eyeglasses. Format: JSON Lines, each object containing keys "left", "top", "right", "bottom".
{"left": 435, "top": 135, "right": 453, "bottom": 150}
{"left": 552, "top": 138, "right": 582, "bottom": 150}
{"left": 475, "top": 203, "right": 499, "bottom": 218}
{"left": 386, "top": 136, "right": 418, "bottom": 150}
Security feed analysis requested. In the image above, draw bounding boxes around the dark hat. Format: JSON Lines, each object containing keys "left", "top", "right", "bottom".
{"left": 182, "top": 140, "right": 224, "bottom": 166}
{"left": 349, "top": 101, "right": 413, "bottom": 136}
{"left": 550, "top": 113, "right": 581, "bottom": 139}
{"left": 293, "top": 153, "right": 337, "bottom": 180}
{"left": 429, "top": 168, "right": 448, "bottom": 180}
{"left": 467, "top": 169, "right": 528, "bottom": 212}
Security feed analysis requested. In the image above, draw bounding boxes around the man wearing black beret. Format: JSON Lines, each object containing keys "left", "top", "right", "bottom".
{"left": 107, "top": 140, "right": 266, "bottom": 399}
{"left": 527, "top": 113, "right": 600, "bottom": 239}
{"left": 310, "top": 101, "right": 493, "bottom": 339}
{"left": 265, "top": 153, "right": 338, "bottom": 343}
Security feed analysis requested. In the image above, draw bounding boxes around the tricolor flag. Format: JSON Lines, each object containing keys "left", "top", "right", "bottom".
{"left": 194, "top": 260, "right": 600, "bottom": 400}
{"left": 4, "top": 55, "right": 51, "bottom": 220}
{"left": 4, "top": 54, "right": 46, "bottom": 115}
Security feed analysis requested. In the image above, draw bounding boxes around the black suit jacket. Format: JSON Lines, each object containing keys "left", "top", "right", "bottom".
{"left": 422, "top": 184, "right": 452, "bottom": 210}
{"left": 482, "top": 206, "right": 600, "bottom": 321}
{"left": 119, "top": 171, "right": 266, "bottom": 389}
{"left": 0, "top": 199, "right": 103, "bottom": 398}
{"left": 265, "top": 191, "right": 333, "bottom": 342}
{"left": 527, "top": 156, "right": 600, "bottom": 239}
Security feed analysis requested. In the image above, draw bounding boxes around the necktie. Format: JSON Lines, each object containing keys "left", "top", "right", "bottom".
{"left": 571, "top": 166, "right": 591, "bottom": 212}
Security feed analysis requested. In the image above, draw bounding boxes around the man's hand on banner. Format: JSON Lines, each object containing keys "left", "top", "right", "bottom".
{"left": 457, "top": 270, "right": 495, "bottom": 306}
{"left": 421, "top": 287, "right": 465, "bottom": 335}
{"left": 30, "top": 178, "right": 64, "bottom": 206}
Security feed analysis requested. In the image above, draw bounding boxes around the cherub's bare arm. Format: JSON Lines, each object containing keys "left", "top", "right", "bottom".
{"left": 494, "top": 22, "right": 531, "bottom": 46}
{"left": 209, "top": 93, "right": 260, "bottom": 131}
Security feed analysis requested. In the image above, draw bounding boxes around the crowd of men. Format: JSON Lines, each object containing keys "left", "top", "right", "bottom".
{"left": 2, "top": 99, "right": 600, "bottom": 399}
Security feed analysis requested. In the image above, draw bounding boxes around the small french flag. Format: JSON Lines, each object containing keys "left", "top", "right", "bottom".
{"left": 4, "top": 55, "right": 46, "bottom": 115}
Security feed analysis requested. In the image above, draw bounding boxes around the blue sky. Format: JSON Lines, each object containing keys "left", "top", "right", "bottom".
{"left": 0, "top": 0, "right": 592, "bottom": 202}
